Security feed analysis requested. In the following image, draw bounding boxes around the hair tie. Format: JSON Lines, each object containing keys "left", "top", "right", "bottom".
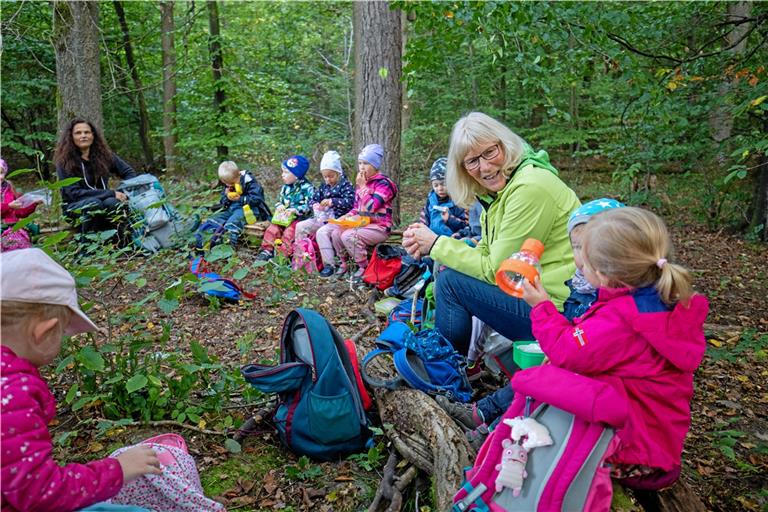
{"left": 656, "top": 258, "right": 667, "bottom": 269}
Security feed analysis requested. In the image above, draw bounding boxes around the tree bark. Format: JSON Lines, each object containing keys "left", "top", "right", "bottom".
{"left": 113, "top": 0, "right": 154, "bottom": 169}
{"left": 53, "top": 0, "right": 103, "bottom": 135}
{"left": 161, "top": 1, "right": 178, "bottom": 173}
{"left": 749, "top": 120, "right": 768, "bottom": 241}
{"left": 708, "top": 2, "right": 751, "bottom": 147}
{"left": 207, "top": 0, "right": 228, "bottom": 158}
{"left": 353, "top": 1, "right": 402, "bottom": 224}
{"left": 373, "top": 388, "right": 472, "bottom": 511}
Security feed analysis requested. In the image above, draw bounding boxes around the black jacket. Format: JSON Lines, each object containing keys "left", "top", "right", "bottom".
{"left": 56, "top": 154, "right": 137, "bottom": 206}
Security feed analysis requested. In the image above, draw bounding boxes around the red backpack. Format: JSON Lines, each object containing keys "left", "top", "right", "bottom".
{"left": 362, "top": 244, "right": 404, "bottom": 290}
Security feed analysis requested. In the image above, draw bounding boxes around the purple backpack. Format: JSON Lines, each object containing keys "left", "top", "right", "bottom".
{"left": 109, "top": 434, "right": 224, "bottom": 511}
{"left": 453, "top": 365, "right": 629, "bottom": 512}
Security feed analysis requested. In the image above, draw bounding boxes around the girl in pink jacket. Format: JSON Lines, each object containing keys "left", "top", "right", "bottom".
{"left": 0, "top": 159, "right": 41, "bottom": 226}
{"left": 523, "top": 207, "right": 708, "bottom": 489}
{"left": 1, "top": 248, "right": 162, "bottom": 512}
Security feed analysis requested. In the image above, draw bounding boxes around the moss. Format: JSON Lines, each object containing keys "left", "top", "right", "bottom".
{"left": 199, "top": 444, "right": 283, "bottom": 498}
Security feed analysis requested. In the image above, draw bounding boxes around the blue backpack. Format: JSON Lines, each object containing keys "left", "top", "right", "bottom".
{"left": 189, "top": 256, "right": 256, "bottom": 302}
{"left": 241, "top": 308, "right": 372, "bottom": 460}
{"left": 361, "top": 322, "right": 473, "bottom": 403}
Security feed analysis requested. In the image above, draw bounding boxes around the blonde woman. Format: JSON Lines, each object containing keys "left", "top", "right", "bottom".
{"left": 403, "top": 112, "right": 580, "bottom": 355}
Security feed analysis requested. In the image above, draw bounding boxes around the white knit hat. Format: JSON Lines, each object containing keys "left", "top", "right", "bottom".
{"left": 1, "top": 248, "right": 98, "bottom": 335}
{"left": 320, "top": 150, "right": 343, "bottom": 174}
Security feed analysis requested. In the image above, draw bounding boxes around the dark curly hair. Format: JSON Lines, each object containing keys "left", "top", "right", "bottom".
{"left": 53, "top": 118, "right": 114, "bottom": 180}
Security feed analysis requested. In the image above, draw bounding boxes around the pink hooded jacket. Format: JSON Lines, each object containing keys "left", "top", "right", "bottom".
{"left": 530, "top": 286, "right": 708, "bottom": 471}
{"left": 1, "top": 346, "right": 124, "bottom": 512}
{"left": 349, "top": 173, "right": 397, "bottom": 229}
{"left": 1, "top": 183, "right": 37, "bottom": 225}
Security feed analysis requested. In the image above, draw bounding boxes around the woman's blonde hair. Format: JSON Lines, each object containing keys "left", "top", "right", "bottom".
{"left": 1, "top": 301, "right": 71, "bottom": 337}
{"left": 217, "top": 161, "right": 240, "bottom": 183}
{"left": 581, "top": 207, "right": 693, "bottom": 306}
{"left": 446, "top": 112, "right": 526, "bottom": 208}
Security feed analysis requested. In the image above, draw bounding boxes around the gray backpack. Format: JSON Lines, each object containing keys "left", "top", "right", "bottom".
{"left": 117, "top": 174, "right": 197, "bottom": 253}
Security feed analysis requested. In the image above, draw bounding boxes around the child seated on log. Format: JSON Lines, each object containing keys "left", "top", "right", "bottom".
{"left": 523, "top": 207, "right": 707, "bottom": 490}
{"left": 0, "top": 248, "right": 162, "bottom": 511}
{"left": 195, "top": 161, "right": 270, "bottom": 249}
{"left": 293, "top": 151, "right": 355, "bottom": 271}
{"left": 420, "top": 157, "right": 468, "bottom": 237}
{"left": 315, "top": 144, "right": 397, "bottom": 281}
{"left": 438, "top": 198, "right": 625, "bottom": 445}
{"left": 256, "top": 155, "right": 315, "bottom": 261}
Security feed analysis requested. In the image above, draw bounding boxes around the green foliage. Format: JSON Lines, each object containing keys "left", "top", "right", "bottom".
{"left": 285, "top": 455, "right": 323, "bottom": 481}
{"left": 347, "top": 443, "right": 386, "bottom": 472}
{"left": 707, "top": 329, "right": 768, "bottom": 363}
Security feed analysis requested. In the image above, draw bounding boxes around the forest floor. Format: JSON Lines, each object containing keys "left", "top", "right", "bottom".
{"left": 42, "top": 165, "right": 767, "bottom": 512}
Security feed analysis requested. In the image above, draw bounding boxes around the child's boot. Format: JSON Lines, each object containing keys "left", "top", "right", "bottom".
{"left": 256, "top": 249, "right": 274, "bottom": 261}
{"left": 318, "top": 265, "right": 336, "bottom": 278}
{"left": 435, "top": 395, "right": 484, "bottom": 430}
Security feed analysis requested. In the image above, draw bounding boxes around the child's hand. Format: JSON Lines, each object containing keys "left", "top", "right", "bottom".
{"left": 226, "top": 191, "right": 241, "bottom": 201}
{"left": 116, "top": 445, "right": 162, "bottom": 483}
{"left": 441, "top": 210, "right": 450, "bottom": 222}
{"left": 8, "top": 200, "right": 22, "bottom": 209}
{"left": 320, "top": 199, "right": 333, "bottom": 208}
{"left": 522, "top": 276, "right": 549, "bottom": 308}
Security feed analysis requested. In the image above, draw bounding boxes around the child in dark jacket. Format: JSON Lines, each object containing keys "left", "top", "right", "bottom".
{"left": 195, "top": 161, "right": 270, "bottom": 248}
{"left": 294, "top": 151, "right": 355, "bottom": 243}
{"left": 257, "top": 155, "right": 315, "bottom": 260}
{"left": 420, "top": 157, "right": 468, "bottom": 237}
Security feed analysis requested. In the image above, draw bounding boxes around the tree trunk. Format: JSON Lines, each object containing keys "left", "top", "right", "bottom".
{"left": 749, "top": 118, "right": 768, "bottom": 241}
{"left": 207, "top": 0, "right": 228, "bottom": 158}
{"left": 708, "top": 2, "right": 751, "bottom": 148}
{"left": 53, "top": 0, "right": 103, "bottom": 135}
{"left": 373, "top": 388, "right": 472, "bottom": 511}
{"left": 113, "top": 0, "right": 154, "bottom": 169}
{"left": 353, "top": 1, "right": 402, "bottom": 224}
{"left": 161, "top": 1, "right": 178, "bottom": 173}
{"left": 400, "top": 10, "right": 411, "bottom": 134}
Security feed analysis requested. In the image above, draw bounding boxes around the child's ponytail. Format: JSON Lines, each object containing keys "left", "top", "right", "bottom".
{"left": 654, "top": 258, "right": 694, "bottom": 306}
{"left": 582, "top": 207, "right": 695, "bottom": 306}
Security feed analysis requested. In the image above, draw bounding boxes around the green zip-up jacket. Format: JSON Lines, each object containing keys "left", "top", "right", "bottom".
{"left": 430, "top": 150, "right": 580, "bottom": 308}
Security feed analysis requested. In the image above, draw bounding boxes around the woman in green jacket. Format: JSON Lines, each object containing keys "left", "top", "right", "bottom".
{"left": 403, "top": 112, "right": 580, "bottom": 355}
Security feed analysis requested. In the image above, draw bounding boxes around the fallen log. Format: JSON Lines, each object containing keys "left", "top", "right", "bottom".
{"left": 630, "top": 477, "right": 708, "bottom": 512}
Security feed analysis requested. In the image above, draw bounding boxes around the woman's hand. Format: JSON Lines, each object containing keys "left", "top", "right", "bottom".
{"left": 116, "top": 445, "right": 162, "bottom": 484}
{"left": 115, "top": 191, "right": 128, "bottom": 202}
{"left": 522, "top": 276, "right": 549, "bottom": 308}
{"left": 402, "top": 223, "right": 438, "bottom": 259}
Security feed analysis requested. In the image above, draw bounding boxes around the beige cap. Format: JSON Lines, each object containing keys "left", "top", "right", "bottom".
{"left": 1, "top": 248, "right": 98, "bottom": 335}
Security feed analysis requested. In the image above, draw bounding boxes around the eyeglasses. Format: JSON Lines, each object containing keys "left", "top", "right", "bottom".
{"left": 462, "top": 144, "right": 501, "bottom": 172}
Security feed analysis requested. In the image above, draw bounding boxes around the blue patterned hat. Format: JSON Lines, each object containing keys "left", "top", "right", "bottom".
{"left": 429, "top": 157, "right": 447, "bottom": 182}
{"left": 567, "top": 198, "right": 625, "bottom": 234}
{"left": 282, "top": 155, "right": 310, "bottom": 179}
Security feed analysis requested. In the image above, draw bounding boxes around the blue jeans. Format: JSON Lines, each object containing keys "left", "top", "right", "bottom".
{"left": 477, "top": 383, "right": 515, "bottom": 426}
{"left": 196, "top": 205, "right": 245, "bottom": 247}
{"left": 435, "top": 267, "right": 533, "bottom": 355}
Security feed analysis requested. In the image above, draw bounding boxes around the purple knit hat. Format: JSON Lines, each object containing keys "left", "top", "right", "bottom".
{"left": 358, "top": 144, "right": 384, "bottom": 170}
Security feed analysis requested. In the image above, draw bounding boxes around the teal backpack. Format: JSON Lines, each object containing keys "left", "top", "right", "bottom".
{"left": 241, "top": 309, "right": 372, "bottom": 460}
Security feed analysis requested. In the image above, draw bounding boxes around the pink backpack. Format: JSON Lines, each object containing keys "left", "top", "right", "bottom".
{"left": 291, "top": 237, "right": 323, "bottom": 273}
{"left": 109, "top": 433, "right": 224, "bottom": 511}
{"left": 0, "top": 227, "right": 32, "bottom": 252}
{"left": 453, "top": 365, "right": 629, "bottom": 512}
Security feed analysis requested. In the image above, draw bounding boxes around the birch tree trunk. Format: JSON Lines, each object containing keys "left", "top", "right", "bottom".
{"left": 53, "top": 0, "right": 103, "bottom": 135}
{"left": 161, "top": 1, "right": 178, "bottom": 173}
{"left": 353, "top": 1, "right": 402, "bottom": 224}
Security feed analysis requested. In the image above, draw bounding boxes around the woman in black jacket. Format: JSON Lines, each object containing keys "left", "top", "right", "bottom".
{"left": 54, "top": 118, "right": 137, "bottom": 234}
